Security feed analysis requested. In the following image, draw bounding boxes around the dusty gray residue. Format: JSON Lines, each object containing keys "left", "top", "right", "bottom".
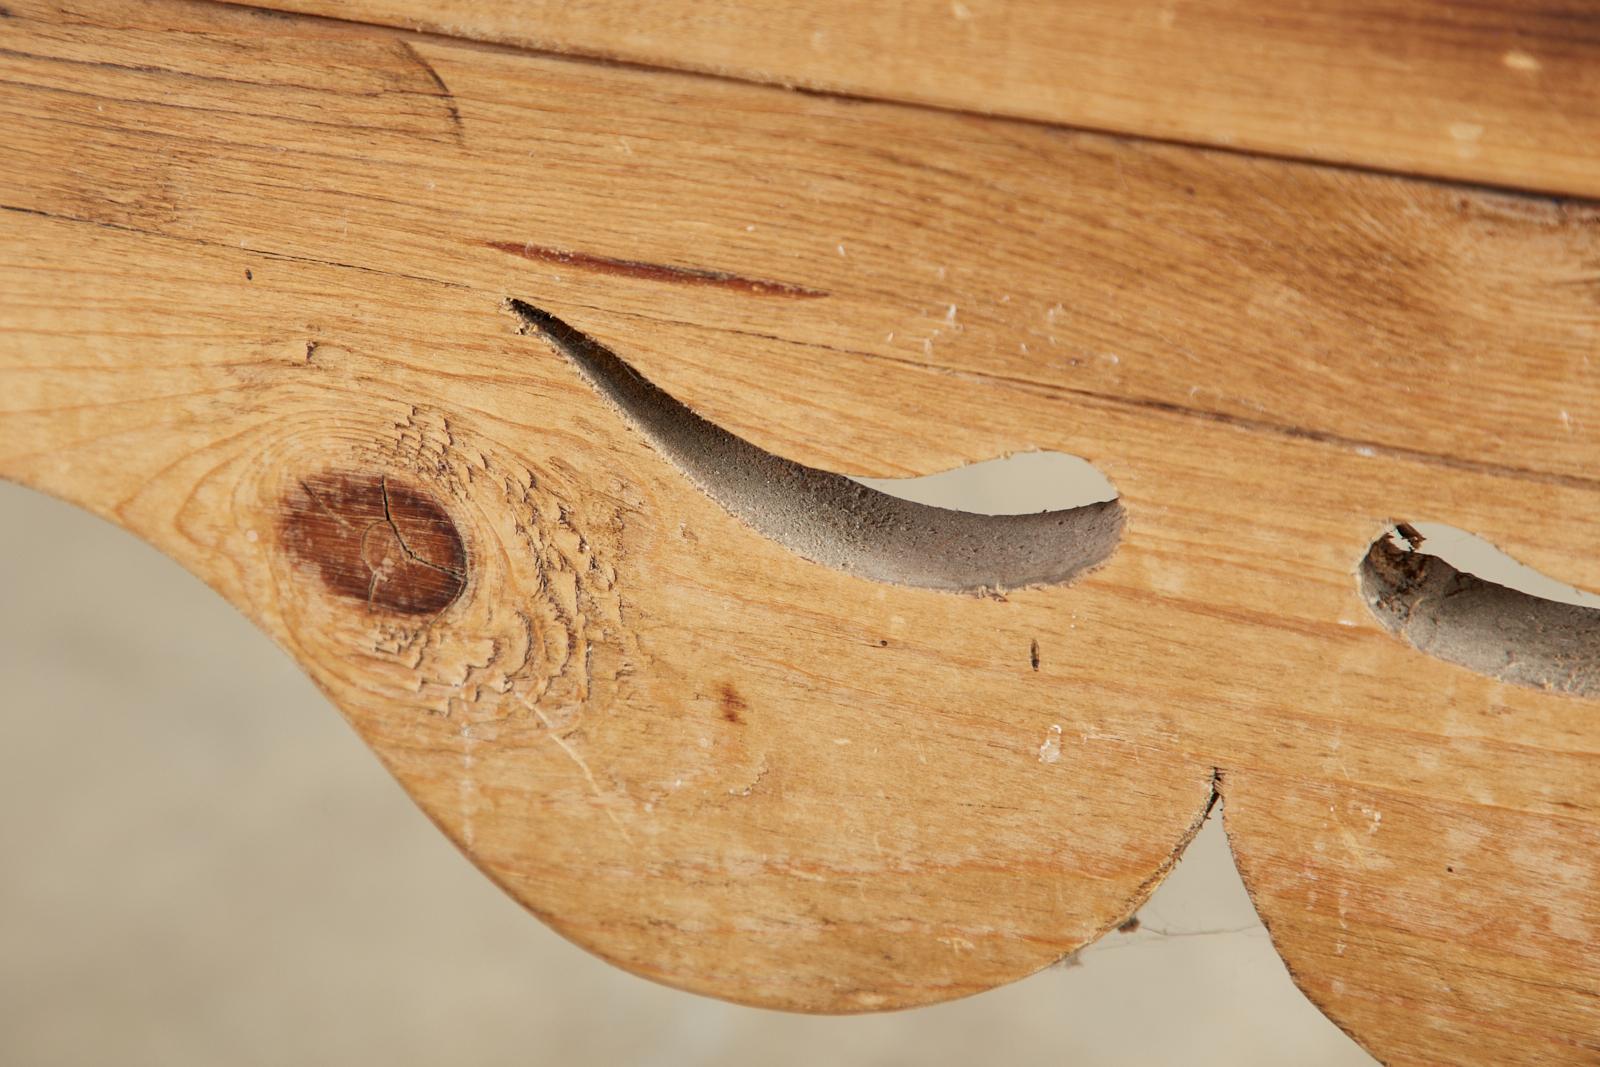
{"left": 1360, "top": 531, "right": 1600, "bottom": 697}
{"left": 507, "top": 299, "right": 1123, "bottom": 593}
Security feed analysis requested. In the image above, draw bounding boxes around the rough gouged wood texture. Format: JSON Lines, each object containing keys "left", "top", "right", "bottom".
{"left": 0, "top": 2, "right": 1597, "bottom": 1062}
{"left": 247, "top": 0, "right": 1600, "bottom": 199}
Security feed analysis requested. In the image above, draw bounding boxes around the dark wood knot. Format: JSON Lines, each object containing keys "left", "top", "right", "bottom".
{"left": 280, "top": 471, "right": 466, "bottom": 616}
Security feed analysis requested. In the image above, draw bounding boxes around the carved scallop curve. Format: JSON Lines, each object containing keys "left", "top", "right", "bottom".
{"left": 0, "top": 217, "right": 1218, "bottom": 1009}
{"left": 1221, "top": 532, "right": 1600, "bottom": 1067}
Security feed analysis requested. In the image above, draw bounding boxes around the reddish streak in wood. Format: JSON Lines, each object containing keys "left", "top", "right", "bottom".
{"left": 486, "top": 241, "right": 829, "bottom": 298}
{"left": 719, "top": 683, "right": 747, "bottom": 724}
{"left": 280, "top": 471, "right": 466, "bottom": 616}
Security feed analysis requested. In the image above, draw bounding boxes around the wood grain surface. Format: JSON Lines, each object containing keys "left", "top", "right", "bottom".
{"left": 246, "top": 0, "right": 1600, "bottom": 199}
{"left": 1, "top": 2, "right": 1597, "bottom": 1063}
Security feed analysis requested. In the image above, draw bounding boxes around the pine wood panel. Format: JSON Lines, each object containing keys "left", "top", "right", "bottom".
{"left": 2, "top": 2, "right": 1598, "bottom": 1061}
{"left": 246, "top": 0, "right": 1600, "bottom": 198}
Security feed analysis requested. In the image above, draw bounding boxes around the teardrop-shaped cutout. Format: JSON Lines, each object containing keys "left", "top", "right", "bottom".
{"left": 1360, "top": 523, "right": 1599, "bottom": 696}
{"left": 509, "top": 299, "right": 1123, "bottom": 593}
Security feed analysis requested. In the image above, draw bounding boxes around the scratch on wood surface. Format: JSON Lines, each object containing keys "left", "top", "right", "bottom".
{"left": 521, "top": 694, "right": 635, "bottom": 846}
{"left": 398, "top": 40, "right": 465, "bottom": 144}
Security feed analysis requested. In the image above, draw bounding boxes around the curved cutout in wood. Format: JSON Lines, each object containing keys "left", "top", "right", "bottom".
{"left": 852, "top": 449, "right": 1117, "bottom": 515}
{"left": 1360, "top": 524, "right": 1599, "bottom": 697}
{"left": 508, "top": 299, "right": 1123, "bottom": 593}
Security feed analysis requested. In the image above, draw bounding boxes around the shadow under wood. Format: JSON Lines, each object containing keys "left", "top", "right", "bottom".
{"left": 1360, "top": 528, "right": 1599, "bottom": 697}
{"left": 507, "top": 299, "right": 1122, "bottom": 594}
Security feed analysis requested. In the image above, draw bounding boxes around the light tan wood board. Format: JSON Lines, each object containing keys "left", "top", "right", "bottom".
{"left": 1, "top": 2, "right": 1597, "bottom": 1063}
{"left": 247, "top": 0, "right": 1600, "bottom": 199}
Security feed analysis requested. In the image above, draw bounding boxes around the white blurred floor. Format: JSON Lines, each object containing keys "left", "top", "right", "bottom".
{"left": 0, "top": 480, "right": 1374, "bottom": 1066}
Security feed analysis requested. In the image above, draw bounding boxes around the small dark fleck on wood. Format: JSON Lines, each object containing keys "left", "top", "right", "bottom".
{"left": 718, "top": 683, "right": 747, "bottom": 724}
{"left": 1117, "top": 916, "right": 1141, "bottom": 933}
{"left": 244, "top": 269, "right": 253, "bottom": 281}
{"left": 1030, "top": 638, "right": 1041, "bottom": 671}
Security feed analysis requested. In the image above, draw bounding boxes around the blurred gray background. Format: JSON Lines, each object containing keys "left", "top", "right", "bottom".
{"left": 0, "top": 468, "right": 1383, "bottom": 1066}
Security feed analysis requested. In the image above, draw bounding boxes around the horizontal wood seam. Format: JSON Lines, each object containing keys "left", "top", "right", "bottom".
{"left": 196, "top": 0, "right": 1600, "bottom": 205}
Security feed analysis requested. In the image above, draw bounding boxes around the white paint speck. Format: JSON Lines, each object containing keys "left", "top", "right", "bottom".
{"left": 837, "top": 243, "right": 847, "bottom": 257}
{"left": 1502, "top": 50, "right": 1541, "bottom": 73}
{"left": 245, "top": 529, "right": 258, "bottom": 543}
{"left": 1038, "top": 724, "right": 1063, "bottom": 764}
{"left": 1355, "top": 445, "right": 1376, "bottom": 458}
{"left": 1448, "top": 122, "right": 1485, "bottom": 159}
